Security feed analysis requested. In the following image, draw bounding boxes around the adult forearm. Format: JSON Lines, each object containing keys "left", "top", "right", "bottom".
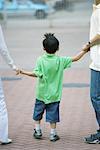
{"left": 90, "top": 34, "right": 100, "bottom": 47}
{"left": 0, "top": 48, "right": 17, "bottom": 70}
{"left": 0, "top": 25, "right": 17, "bottom": 70}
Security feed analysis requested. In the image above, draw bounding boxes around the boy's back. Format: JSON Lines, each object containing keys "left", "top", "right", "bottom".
{"left": 33, "top": 52, "right": 72, "bottom": 104}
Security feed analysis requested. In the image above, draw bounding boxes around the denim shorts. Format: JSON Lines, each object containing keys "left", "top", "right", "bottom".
{"left": 33, "top": 99, "right": 60, "bottom": 123}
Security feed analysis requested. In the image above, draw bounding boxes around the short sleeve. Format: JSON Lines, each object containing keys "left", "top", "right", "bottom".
{"left": 33, "top": 58, "right": 43, "bottom": 78}
{"left": 62, "top": 57, "right": 72, "bottom": 69}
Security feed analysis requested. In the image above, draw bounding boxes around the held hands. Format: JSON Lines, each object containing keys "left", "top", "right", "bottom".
{"left": 82, "top": 42, "right": 91, "bottom": 52}
{"left": 15, "top": 69, "right": 23, "bottom": 75}
{"left": 16, "top": 70, "right": 20, "bottom": 75}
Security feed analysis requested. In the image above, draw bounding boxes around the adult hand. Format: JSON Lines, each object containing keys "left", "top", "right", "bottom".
{"left": 82, "top": 43, "right": 90, "bottom": 52}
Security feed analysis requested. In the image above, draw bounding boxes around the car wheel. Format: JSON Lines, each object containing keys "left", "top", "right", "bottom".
{"left": 35, "top": 10, "right": 46, "bottom": 19}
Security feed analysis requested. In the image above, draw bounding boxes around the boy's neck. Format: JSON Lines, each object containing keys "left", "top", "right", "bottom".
{"left": 45, "top": 52, "right": 55, "bottom": 56}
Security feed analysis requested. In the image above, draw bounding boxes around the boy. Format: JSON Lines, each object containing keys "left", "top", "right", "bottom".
{"left": 18, "top": 33, "right": 89, "bottom": 142}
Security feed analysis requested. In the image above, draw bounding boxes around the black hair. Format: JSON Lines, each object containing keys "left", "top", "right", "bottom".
{"left": 43, "top": 33, "right": 59, "bottom": 54}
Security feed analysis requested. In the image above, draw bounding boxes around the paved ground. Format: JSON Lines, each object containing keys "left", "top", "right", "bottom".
{"left": 0, "top": 69, "right": 99, "bottom": 150}
{"left": 0, "top": 2, "right": 100, "bottom": 149}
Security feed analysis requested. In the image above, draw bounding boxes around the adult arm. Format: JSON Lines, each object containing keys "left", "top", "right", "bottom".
{"left": 0, "top": 25, "right": 17, "bottom": 71}
{"left": 83, "top": 34, "right": 100, "bottom": 51}
{"left": 89, "top": 34, "right": 100, "bottom": 46}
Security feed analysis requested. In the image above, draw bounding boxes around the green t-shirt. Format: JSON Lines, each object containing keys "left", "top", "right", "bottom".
{"left": 33, "top": 53, "right": 72, "bottom": 104}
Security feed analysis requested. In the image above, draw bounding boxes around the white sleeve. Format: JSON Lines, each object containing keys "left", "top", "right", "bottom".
{"left": 0, "top": 25, "right": 17, "bottom": 70}
{"left": 97, "top": 10, "right": 100, "bottom": 35}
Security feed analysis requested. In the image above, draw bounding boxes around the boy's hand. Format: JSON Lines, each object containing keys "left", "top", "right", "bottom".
{"left": 16, "top": 69, "right": 21, "bottom": 75}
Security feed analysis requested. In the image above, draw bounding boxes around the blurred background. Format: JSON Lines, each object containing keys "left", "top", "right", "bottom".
{"left": 0, "top": 0, "right": 93, "bottom": 21}
{"left": 0, "top": 0, "right": 94, "bottom": 70}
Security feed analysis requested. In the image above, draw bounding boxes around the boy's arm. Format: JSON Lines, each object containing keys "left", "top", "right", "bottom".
{"left": 72, "top": 50, "right": 89, "bottom": 62}
{"left": 20, "top": 70, "right": 37, "bottom": 77}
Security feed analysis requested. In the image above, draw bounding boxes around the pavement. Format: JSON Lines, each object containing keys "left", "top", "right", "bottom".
{"left": 0, "top": 1, "right": 100, "bottom": 150}
{"left": 0, "top": 69, "right": 99, "bottom": 150}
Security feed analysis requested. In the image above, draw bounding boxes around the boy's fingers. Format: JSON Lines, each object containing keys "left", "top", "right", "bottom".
{"left": 16, "top": 69, "right": 21, "bottom": 75}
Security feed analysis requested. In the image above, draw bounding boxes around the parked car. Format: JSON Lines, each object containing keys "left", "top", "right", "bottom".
{"left": 27, "top": 0, "right": 54, "bottom": 19}
{"left": 53, "top": 0, "right": 69, "bottom": 10}
{"left": 0, "top": 0, "right": 54, "bottom": 19}
{"left": 47, "top": 0, "right": 70, "bottom": 11}
{"left": 0, "top": 0, "right": 4, "bottom": 10}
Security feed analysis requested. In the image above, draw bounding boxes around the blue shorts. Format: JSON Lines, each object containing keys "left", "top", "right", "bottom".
{"left": 33, "top": 99, "right": 60, "bottom": 123}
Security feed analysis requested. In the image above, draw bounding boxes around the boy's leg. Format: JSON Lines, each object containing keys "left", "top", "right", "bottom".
{"left": 33, "top": 99, "right": 45, "bottom": 139}
{"left": 33, "top": 120, "right": 42, "bottom": 139}
{"left": 34, "top": 120, "right": 41, "bottom": 131}
{"left": 50, "top": 122, "right": 60, "bottom": 142}
{"left": 46, "top": 102, "right": 60, "bottom": 142}
{"left": 50, "top": 123, "right": 57, "bottom": 135}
